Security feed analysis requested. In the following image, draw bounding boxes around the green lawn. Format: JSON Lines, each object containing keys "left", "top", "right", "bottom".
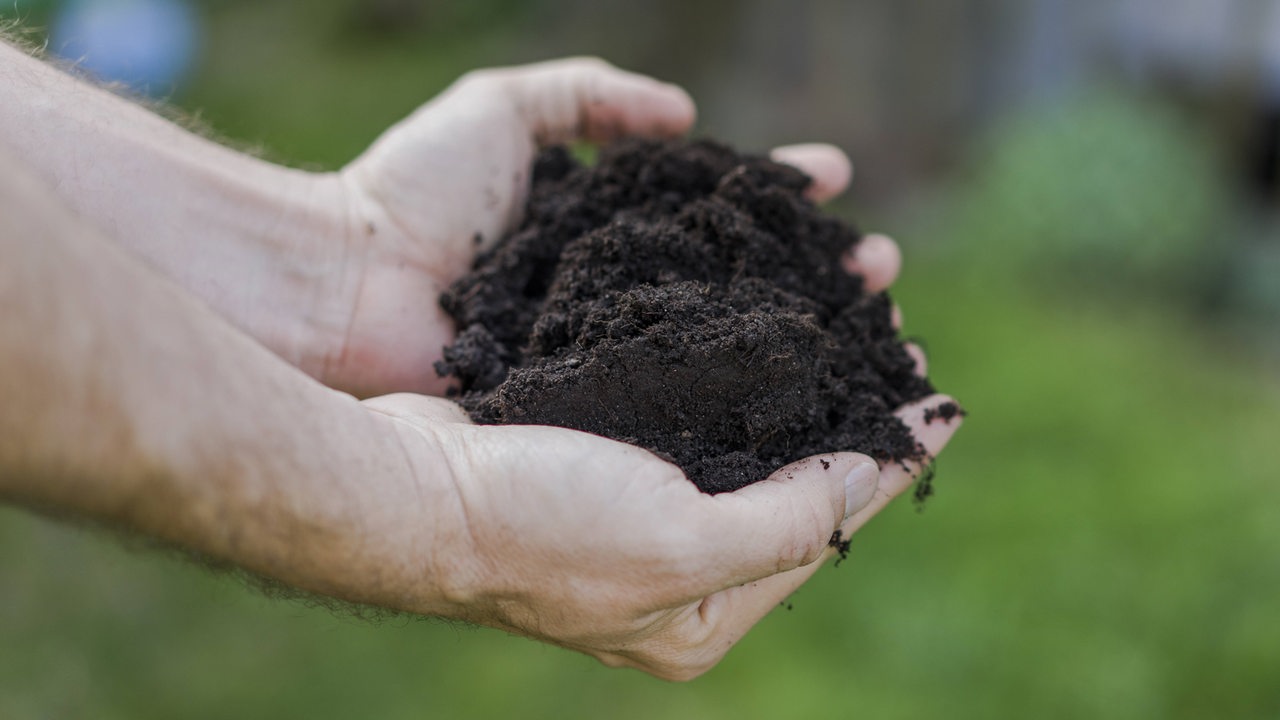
{"left": 2, "top": 2, "right": 1278, "bottom": 717}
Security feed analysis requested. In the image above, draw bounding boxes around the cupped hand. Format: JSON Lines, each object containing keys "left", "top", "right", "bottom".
{"left": 328, "top": 58, "right": 692, "bottom": 397}
{"left": 323, "top": 58, "right": 902, "bottom": 398}
{"left": 357, "top": 390, "right": 959, "bottom": 681}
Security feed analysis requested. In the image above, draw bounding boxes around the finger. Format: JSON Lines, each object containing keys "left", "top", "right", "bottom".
{"left": 694, "top": 452, "right": 880, "bottom": 589}
{"left": 842, "top": 394, "right": 962, "bottom": 536}
{"left": 586, "top": 452, "right": 880, "bottom": 682}
{"left": 671, "top": 395, "right": 962, "bottom": 652}
{"left": 490, "top": 57, "right": 696, "bottom": 145}
{"left": 905, "top": 342, "right": 928, "bottom": 377}
{"left": 649, "top": 489, "right": 876, "bottom": 677}
{"left": 892, "top": 306, "right": 929, "bottom": 376}
{"left": 840, "top": 233, "right": 902, "bottom": 293}
{"left": 768, "top": 143, "right": 852, "bottom": 203}
{"left": 611, "top": 443, "right": 880, "bottom": 676}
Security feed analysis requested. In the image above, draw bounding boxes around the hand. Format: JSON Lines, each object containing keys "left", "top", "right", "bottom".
{"left": 359, "top": 391, "right": 961, "bottom": 681}
{"left": 345, "top": 126, "right": 949, "bottom": 680}
{"left": 323, "top": 58, "right": 895, "bottom": 398}
{"left": 336, "top": 64, "right": 953, "bottom": 679}
{"left": 325, "top": 58, "right": 693, "bottom": 396}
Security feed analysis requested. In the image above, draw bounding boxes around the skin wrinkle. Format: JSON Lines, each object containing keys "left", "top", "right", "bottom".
{"left": 333, "top": 169, "right": 454, "bottom": 389}
{"left": 323, "top": 171, "right": 372, "bottom": 385}
{"left": 251, "top": 172, "right": 313, "bottom": 368}
{"left": 499, "top": 72, "right": 549, "bottom": 141}
{"left": 289, "top": 173, "right": 346, "bottom": 349}
{"left": 428, "top": 426, "right": 492, "bottom": 612}
{"left": 407, "top": 423, "right": 476, "bottom": 610}
{"left": 356, "top": 164, "right": 466, "bottom": 281}
{"left": 555, "top": 603, "right": 658, "bottom": 661}
{"left": 574, "top": 75, "right": 601, "bottom": 140}
{"left": 646, "top": 600, "right": 706, "bottom": 650}
{"left": 383, "top": 420, "right": 430, "bottom": 578}
{"left": 360, "top": 402, "right": 469, "bottom": 610}
{"left": 552, "top": 72, "right": 583, "bottom": 143}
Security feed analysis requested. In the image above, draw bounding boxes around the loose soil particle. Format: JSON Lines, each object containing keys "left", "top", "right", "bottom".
{"left": 437, "top": 139, "right": 950, "bottom": 495}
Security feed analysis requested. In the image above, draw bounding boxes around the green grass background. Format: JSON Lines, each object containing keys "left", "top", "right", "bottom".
{"left": 2, "top": 2, "right": 1279, "bottom": 717}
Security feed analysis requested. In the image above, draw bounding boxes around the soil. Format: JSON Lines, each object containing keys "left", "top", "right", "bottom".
{"left": 436, "top": 138, "right": 950, "bottom": 495}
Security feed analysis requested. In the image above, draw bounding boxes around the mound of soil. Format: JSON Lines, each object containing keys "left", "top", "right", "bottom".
{"left": 437, "top": 139, "right": 947, "bottom": 495}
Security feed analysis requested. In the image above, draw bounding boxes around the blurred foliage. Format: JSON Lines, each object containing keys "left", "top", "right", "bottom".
{"left": 1224, "top": 223, "right": 1280, "bottom": 341}
{"left": 951, "top": 91, "right": 1230, "bottom": 287}
{"left": 2, "top": 2, "right": 1279, "bottom": 719}
{"left": 1237, "top": 237, "right": 1280, "bottom": 319}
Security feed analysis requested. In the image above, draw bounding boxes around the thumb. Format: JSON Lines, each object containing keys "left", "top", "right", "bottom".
{"left": 699, "top": 453, "right": 880, "bottom": 589}
{"left": 486, "top": 57, "right": 697, "bottom": 144}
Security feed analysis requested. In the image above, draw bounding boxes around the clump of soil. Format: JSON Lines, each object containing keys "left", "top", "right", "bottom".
{"left": 437, "top": 138, "right": 946, "bottom": 495}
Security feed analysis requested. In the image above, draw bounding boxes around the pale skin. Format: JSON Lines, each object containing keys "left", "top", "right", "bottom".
{"left": 0, "top": 42, "right": 960, "bottom": 680}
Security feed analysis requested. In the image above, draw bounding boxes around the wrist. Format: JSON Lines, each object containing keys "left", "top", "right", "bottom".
{"left": 0, "top": 41, "right": 368, "bottom": 386}
{"left": 264, "top": 169, "right": 371, "bottom": 382}
{"left": 336, "top": 407, "right": 484, "bottom": 617}
{"left": 158, "top": 387, "right": 466, "bottom": 616}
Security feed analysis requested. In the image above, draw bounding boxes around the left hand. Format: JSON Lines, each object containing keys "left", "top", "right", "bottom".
{"left": 321, "top": 57, "right": 893, "bottom": 397}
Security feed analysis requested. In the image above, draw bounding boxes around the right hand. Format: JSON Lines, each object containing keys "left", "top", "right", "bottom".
{"left": 354, "top": 391, "right": 960, "bottom": 681}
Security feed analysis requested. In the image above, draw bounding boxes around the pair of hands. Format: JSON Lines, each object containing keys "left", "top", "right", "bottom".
{"left": 298, "top": 58, "right": 958, "bottom": 679}
{"left": 128, "top": 57, "right": 957, "bottom": 680}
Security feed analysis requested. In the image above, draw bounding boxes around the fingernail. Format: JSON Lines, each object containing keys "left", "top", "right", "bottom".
{"left": 844, "top": 461, "right": 880, "bottom": 521}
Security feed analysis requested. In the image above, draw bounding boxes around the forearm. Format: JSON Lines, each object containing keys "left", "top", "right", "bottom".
{"left": 0, "top": 40, "right": 357, "bottom": 376}
{"left": 0, "top": 152, "right": 451, "bottom": 610}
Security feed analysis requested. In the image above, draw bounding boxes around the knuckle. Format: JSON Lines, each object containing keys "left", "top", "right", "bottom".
{"left": 454, "top": 67, "right": 502, "bottom": 93}
{"left": 563, "top": 55, "right": 613, "bottom": 74}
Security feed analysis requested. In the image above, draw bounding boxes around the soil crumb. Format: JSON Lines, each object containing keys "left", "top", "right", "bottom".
{"left": 924, "top": 401, "right": 965, "bottom": 425}
{"left": 436, "top": 139, "right": 945, "bottom": 494}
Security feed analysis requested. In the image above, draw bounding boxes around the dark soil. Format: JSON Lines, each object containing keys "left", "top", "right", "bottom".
{"left": 436, "top": 138, "right": 948, "bottom": 495}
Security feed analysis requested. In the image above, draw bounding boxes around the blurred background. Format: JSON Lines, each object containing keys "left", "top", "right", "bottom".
{"left": 2, "top": 0, "right": 1278, "bottom": 717}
